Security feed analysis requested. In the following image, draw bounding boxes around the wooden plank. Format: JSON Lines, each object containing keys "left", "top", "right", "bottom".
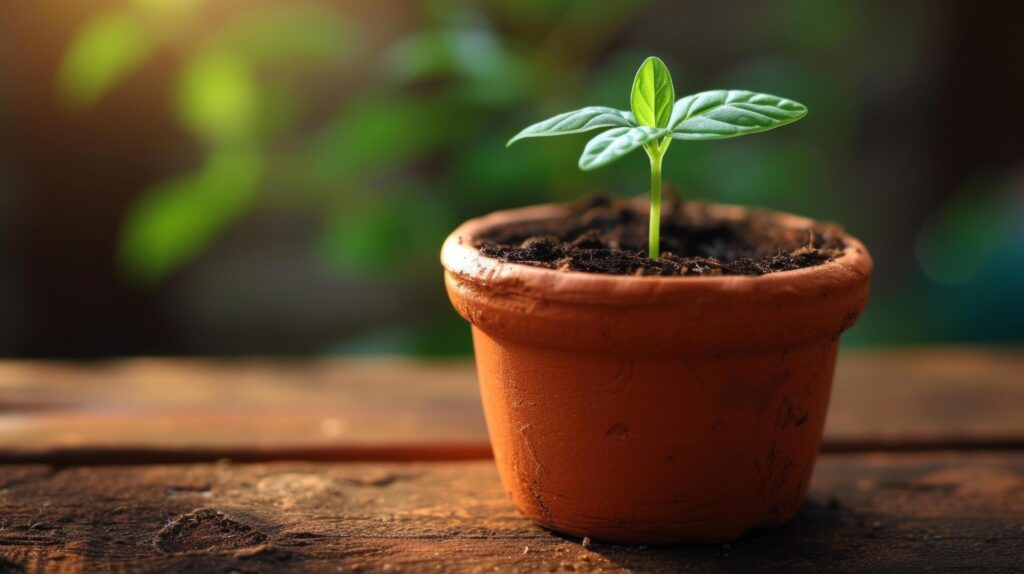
{"left": 826, "top": 347, "right": 1024, "bottom": 450}
{"left": 0, "top": 348, "right": 1021, "bottom": 463}
{"left": 0, "top": 358, "right": 490, "bottom": 463}
{"left": 1, "top": 453, "right": 1022, "bottom": 573}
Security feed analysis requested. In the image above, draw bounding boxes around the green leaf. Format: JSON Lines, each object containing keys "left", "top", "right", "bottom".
{"left": 507, "top": 107, "right": 635, "bottom": 146}
{"left": 57, "top": 10, "right": 154, "bottom": 108}
{"left": 630, "top": 56, "right": 674, "bottom": 128}
{"left": 118, "top": 147, "right": 262, "bottom": 283}
{"left": 669, "top": 90, "right": 807, "bottom": 140}
{"left": 177, "top": 50, "right": 258, "bottom": 144}
{"left": 578, "top": 126, "right": 669, "bottom": 171}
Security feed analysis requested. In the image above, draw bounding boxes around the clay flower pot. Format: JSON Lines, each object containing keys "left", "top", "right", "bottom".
{"left": 441, "top": 201, "right": 872, "bottom": 545}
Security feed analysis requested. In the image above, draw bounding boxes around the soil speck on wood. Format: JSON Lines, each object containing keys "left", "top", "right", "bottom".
{"left": 475, "top": 194, "right": 846, "bottom": 276}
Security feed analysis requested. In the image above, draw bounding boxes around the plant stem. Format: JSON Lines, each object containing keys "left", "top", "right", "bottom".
{"left": 647, "top": 145, "right": 664, "bottom": 259}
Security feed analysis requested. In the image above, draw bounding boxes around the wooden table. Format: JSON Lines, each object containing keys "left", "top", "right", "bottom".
{"left": 1, "top": 348, "right": 1021, "bottom": 572}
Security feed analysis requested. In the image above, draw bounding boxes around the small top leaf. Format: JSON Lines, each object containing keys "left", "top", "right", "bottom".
{"left": 669, "top": 90, "right": 807, "bottom": 140}
{"left": 578, "top": 126, "right": 669, "bottom": 171}
{"left": 630, "top": 56, "right": 674, "bottom": 129}
{"left": 507, "top": 106, "right": 635, "bottom": 146}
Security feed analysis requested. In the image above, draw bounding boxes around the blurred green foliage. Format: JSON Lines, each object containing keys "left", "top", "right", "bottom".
{"left": 60, "top": 1, "right": 354, "bottom": 286}
{"left": 57, "top": 11, "right": 155, "bottom": 108}
{"left": 118, "top": 147, "right": 261, "bottom": 282}
{"left": 56, "top": 0, "right": 1024, "bottom": 354}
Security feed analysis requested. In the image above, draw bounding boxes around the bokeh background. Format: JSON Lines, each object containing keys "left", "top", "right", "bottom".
{"left": 1, "top": 0, "right": 1021, "bottom": 358}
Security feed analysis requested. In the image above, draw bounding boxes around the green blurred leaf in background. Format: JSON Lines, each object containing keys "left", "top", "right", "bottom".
{"left": 178, "top": 51, "right": 258, "bottom": 145}
{"left": 58, "top": 2, "right": 357, "bottom": 283}
{"left": 118, "top": 147, "right": 262, "bottom": 284}
{"left": 57, "top": 0, "right": 202, "bottom": 107}
{"left": 57, "top": 10, "right": 154, "bottom": 108}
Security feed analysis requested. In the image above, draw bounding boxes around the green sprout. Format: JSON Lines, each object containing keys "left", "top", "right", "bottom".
{"left": 508, "top": 56, "right": 808, "bottom": 259}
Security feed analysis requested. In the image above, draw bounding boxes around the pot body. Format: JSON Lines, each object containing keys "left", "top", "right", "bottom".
{"left": 442, "top": 202, "right": 872, "bottom": 544}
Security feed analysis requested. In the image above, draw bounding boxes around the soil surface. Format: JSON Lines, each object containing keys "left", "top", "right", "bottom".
{"left": 475, "top": 194, "right": 847, "bottom": 276}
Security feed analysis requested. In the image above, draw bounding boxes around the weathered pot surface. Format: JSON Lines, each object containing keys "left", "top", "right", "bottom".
{"left": 441, "top": 201, "right": 872, "bottom": 544}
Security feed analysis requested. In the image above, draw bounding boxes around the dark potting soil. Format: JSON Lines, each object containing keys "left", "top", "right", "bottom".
{"left": 475, "top": 194, "right": 847, "bottom": 277}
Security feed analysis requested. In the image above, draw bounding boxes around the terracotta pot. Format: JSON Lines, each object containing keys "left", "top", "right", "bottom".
{"left": 441, "top": 201, "right": 872, "bottom": 544}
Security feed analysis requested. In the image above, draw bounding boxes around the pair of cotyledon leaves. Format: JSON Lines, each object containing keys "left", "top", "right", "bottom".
{"left": 507, "top": 57, "right": 808, "bottom": 170}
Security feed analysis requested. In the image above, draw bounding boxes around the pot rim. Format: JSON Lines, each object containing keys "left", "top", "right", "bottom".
{"left": 441, "top": 200, "right": 872, "bottom": 305}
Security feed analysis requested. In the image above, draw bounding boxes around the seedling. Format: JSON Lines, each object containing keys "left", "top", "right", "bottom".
{"left": 508, "top": 56, "right": 807, "bottom": 259}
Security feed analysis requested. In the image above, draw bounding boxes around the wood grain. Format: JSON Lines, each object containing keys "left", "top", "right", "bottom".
{"left": 1, "top": 453, "right": 1022, "bottom": 573}
{"left": 0, "top": 358, "right": 489, "bottom": 463}
{"left": 826, "top": 346, "right": 1024, "bottom": 450}
{"left": 0, "top": 348, "right": 1021, "bottom": 463}
{"left": 0, "top": 350, "right": 1021, "bottom": 571}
